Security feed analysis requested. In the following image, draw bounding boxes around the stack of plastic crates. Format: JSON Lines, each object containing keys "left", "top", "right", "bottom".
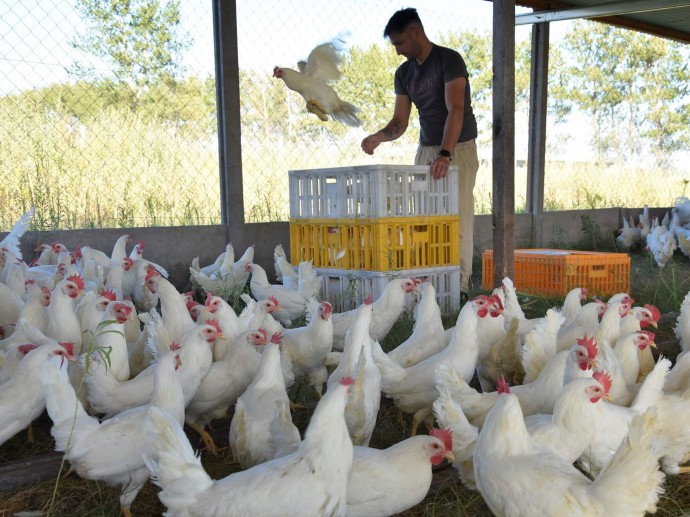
{"left": 482, "top": 249, "right": 631, "bottom": 298}
{"left": 289, "top": 164, "right": 461, "bottom": 312}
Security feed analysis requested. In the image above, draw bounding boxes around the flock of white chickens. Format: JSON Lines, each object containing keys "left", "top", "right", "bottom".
{"left": 616, "top": 197, "right": 690, "bottom": 268}
{"left": 2, "top": 206, "right": 690, "bottom": 517}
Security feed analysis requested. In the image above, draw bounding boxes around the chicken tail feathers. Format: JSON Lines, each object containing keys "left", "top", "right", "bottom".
{"left": 331, "top": 100, "right": 362, "bottom": 127}
{"left": 591, "top": 406, "right": 665, "bottom": 515}
{"left": 144, "top": 406, "right": 213, "bottom": 511}
{"left": 0, "top": 206, "right": 35, "bottom": 260}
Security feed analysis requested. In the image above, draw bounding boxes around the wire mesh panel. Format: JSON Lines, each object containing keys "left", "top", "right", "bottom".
{"left": 0, "top": 0, "right": 220, "bottom": 230}
{"left": 1, "top": 1, "right": 688, "bottom": 232}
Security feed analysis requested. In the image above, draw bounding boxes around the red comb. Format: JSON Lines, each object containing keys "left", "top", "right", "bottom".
{"left": 268, "top": 295, "right": 280, "bottom": 307}
{"left": 580, "top": 287, "right": 589, "bottom": 299}
{"left": 137, "top": 240, "right": 144, "bottom": 250}
{"left": 205, "top": 292, "right": 214, "bottom": 306}
{"left": 497, "top": 376, "right": 511, "bottom": 394}
{"left": 429, "top": 428, "right": 453, "bottom": 452}
{"left": 174, "top": 354, "right": 182, "bottom": 370}
{"left": 123, "top": 257, "right": 134, "bottom": 269}
{"left": 270, "top": 332, "right": 283, "bottom": 344}
{"left": 41, "top": 286, "right": 50, "bottom": 295}
{"left": 67, "top": 275, "right": 85, "bottom": 291}
{"left": 206, "top": 319, "right": 222, "bottom": 334}
{"left": 257, "top": 328, "right": 268, "bottom": 341}
{"left": 644, "top": 304, "right": 661, "bottom": 322}
{"left": 59, "top": 342, "right": 75, "bottom": 358}
{"left": 577, "top": 335, "right": 598, "bottom": 360}
{"left": 593, "top": 370, "right": 612, "bottom": 395}
{"left": 101, "top": 289, "right": 117, "bottom": 301}
{"left": 364, "top": 295, "right": 373, "bottom": 305}
{"left": 341, "top": 376, "right": 355, "bottom": 386}
{"left": 640, "top": 330, "right": 656, "bottom": 342}
{"left": 144, "top": 264, "right": 160, "bottom": 281}
{"left": 170, "top": 342, "right": 181, "bottom": 352}
{"left": 18, "top": 344, "right": 38, "bottom": 356}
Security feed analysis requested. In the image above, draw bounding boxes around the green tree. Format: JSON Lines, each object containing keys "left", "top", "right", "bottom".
{"left": 69, "top": 0, "right": 191, "bottom": 104}
{"left": 552, "top": 20, "right": 690, "bottom": 165}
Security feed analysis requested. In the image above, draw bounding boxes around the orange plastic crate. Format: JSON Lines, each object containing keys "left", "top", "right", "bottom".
{"left": 481, "top": 249, "right": 630, "bottom": 298}
{"left": 290, "top": 216, "right": 459, "bottom": 270}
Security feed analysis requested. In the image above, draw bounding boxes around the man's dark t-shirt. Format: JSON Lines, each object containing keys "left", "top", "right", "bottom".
{"left": 394, "top": 44, "right": 478, "bottom": 146}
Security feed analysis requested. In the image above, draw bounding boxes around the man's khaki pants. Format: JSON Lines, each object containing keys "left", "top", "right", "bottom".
{"left": 415, "top": 139, "right": 479, "bottom": 293}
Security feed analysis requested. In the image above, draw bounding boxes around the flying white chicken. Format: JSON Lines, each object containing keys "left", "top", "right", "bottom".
{"left": 273, "top": 41, "right": 361, "bottom": 127}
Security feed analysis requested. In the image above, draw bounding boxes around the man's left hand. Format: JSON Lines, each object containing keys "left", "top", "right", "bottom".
{"left": 430, "top": 155, "right": 450, "bottom": 180}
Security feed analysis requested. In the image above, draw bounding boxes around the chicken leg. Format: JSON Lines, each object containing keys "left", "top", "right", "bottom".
{"left": 306, "top": 100, "right": 328, "bottom": 122}
{"left": 189, "top": 422, "right": 220, "bottom": 456}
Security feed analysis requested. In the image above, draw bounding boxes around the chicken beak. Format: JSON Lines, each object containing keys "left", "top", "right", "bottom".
{"left": 604, "top": 394, "right": 613, "bottom": 402}
{"left": 650, "top": 321, "right": 658, "bottom": 329}
{"left": 217, "top": 332, "right": 226, "bottom": 340}
{"left": 445, "top": 450, "right": 456, "bottom": 462}
{"left": 649, "top": 342, "right": 657, "bottom": 349}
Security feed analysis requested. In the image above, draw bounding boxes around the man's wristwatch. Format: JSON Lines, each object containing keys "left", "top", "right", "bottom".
{"left": 437, "top": 149, "right": 452, "bottom": 161}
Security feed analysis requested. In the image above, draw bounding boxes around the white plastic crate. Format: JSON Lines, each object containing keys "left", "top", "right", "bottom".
{"left": 289, "top": 164, "right": 459, "bottom": 219}
{"left": 317, "top": 265, "right": 461, "bottom": 313}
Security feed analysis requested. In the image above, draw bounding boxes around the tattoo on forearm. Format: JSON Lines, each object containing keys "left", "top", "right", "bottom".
{"left": 382, "top": 121, "right": 403, "bottom": 140}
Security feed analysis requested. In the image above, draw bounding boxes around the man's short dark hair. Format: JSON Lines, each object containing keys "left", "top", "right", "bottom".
{"left": 383, "top": 7, "right": 423, "bottom": 38}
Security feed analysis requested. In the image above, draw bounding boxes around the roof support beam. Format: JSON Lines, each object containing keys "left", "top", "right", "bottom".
{"left": 516, "top": 0, "right": 690, "bottom": 25}
{"left": 213, "top": 0, "right": 246, "bottom": 244}
{"left": 492, "top": 0, "right": 516, "bottom": 287}
{"left": 526, "top": 21, "right": 549, "bottom": 247}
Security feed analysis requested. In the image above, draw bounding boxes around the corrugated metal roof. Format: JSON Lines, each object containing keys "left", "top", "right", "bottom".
{"left": 513, "top": 0, "right": 690, "bottom": 43}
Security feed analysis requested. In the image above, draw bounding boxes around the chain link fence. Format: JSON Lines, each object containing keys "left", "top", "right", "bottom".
{"left": 0, "top": 0, "right": 219, "bottom": 230}
{"left": 1, "top": 1, "right": 688, "bottom": 231}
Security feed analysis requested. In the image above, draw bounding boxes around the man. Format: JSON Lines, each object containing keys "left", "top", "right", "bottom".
{"left": 361, "top": 7, "right": 479, "bottom": 301}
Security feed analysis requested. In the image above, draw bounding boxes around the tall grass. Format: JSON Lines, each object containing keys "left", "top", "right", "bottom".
{"left": 1, "top": 95, "right": 687, "bottom": 231}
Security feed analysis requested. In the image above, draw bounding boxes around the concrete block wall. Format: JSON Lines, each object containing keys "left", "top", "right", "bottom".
{"left": 2, "top": 207, "right": 670, "bottom": 291}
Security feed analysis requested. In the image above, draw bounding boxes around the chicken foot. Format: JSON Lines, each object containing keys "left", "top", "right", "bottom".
{"left": 189, "top": 422, "right": 221, "bottom": 456}
{"left": 306, "top": 100, "right": 328, "bottom": 122}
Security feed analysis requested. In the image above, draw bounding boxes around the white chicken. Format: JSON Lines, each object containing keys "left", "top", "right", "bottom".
{"left": 189, "top": 242, "right": 245, "bottom": 299}
{"left": 281, "top": 298, "right": 333, "bottom": 396}
{"left": 432, "top": 367, "right": 480, "bottom": 489}
{"left": 327, "top": 299, "right": 381, "bottom": 446}
{"left": 346, "top": 428, "right": 454, "bottom": 517}
{"left": 0, "top": 342, "right": 75, "bottom": 446}
{"left": 523, "top": 371, "right": 611, "bottom": 464}
{"left": 675, "top": 289, "right": 690, "bottom": 352}
{"left": 273, "top": 41, "right": 361, "bottom": 127}
{"left": 86, "top": 320, "right": 219, "bottom": 417}
{"left": 616, "top": 214, "right": 642, "bottom": 250}
{"left": 273, "top": 243, "right": 298, "bottom": 289}
{"left": 473, "top": 388, "right": 664, "bottom": 516}
{"left": 0, "top": 207, "right": 34, "bottom": 261}
{"left": 144, "top": 266, "right": 197, "bottom": 346}
{"left": 387, "top": 281, "right": 447, "bottom": 367}
{"left": 578, "top": 357, "right": 668, "bottom": 476}
{"left": 331, "top": 277, "right": 420, "bottom": 351}
{"left": 185, "top": 328, "right": 276, "bottom": 454}
{"left": 40, "top": 346, "right": 185, "bottom": 517}
{"left": 444, "top": 336, "right": 598, "bottom": 428}
{"left": 247, "top": 262, "right": 319, "bottom": 327}
{"left": 45, "top": 275, "right": 84, "bottom": 354}
{"left": 229, "top": 336, "right": 301, "bottom": 468}
{"left": 646, "top": 216, "right": 677, "bottom": 268}
{"left": 373, "top": 294, "right": 503, "bottom": 435}
{"left": 145, "top": 377, "right": 355, "bottom": 517}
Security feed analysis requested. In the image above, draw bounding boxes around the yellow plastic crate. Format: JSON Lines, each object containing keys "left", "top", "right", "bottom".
{"left": 290, "top": 216, "right": 459, "bottom": 270}
{"left": 482, "top": 249, "right": 630, "bottom": 298}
